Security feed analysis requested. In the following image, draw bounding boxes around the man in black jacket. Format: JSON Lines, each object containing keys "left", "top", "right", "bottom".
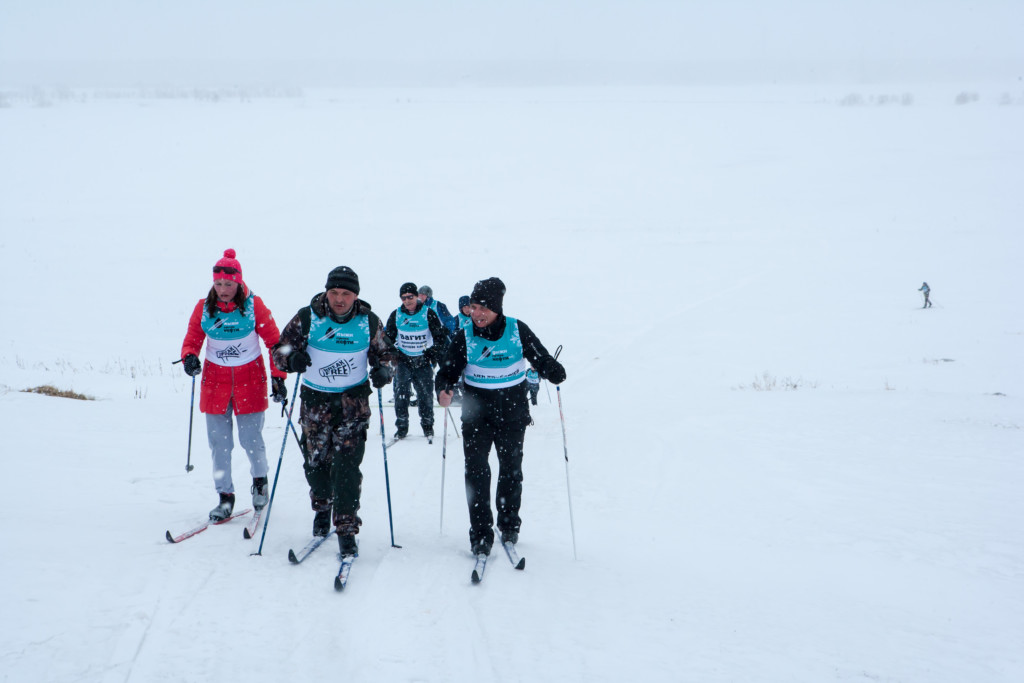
{"left": 436, "top": 277, "right": 566, "bottom": 557}
{"left": 385, "top": 282, "right": 449, "bottom": 440}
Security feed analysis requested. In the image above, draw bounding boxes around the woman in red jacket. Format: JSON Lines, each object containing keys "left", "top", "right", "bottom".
{"left": 180, "top": 249, "right": 287, "bottom": 521}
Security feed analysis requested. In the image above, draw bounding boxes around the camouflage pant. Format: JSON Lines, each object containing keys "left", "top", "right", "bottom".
{"left": 299, "top": 392, "right": 371, "bottom": 535}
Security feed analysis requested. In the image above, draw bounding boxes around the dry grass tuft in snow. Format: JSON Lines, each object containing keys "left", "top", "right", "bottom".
{"left": 21, "top": 385, "right": 94, "bottom": 401}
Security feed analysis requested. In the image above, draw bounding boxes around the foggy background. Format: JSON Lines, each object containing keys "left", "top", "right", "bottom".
{"left": 2, "top": 0, "right": 1022, "bottom": 87}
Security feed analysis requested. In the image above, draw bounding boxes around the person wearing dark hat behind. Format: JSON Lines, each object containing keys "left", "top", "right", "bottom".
{"left": 450, "top": 294, "right": 473, "bottom": 405}
{"left": 384, "top": 282, "right": 449, "bottom": 440}
{"left": 180, "top": 249, "right": 288, "bottom": 521}
{"left": 417, "top": 285, "right": 458, "bottom": 338}
{"left": 271, "top": 266, "right": 396, "bottom": 558}
{"left": 435, "top": 277, "right": 566, "bottom": 558}
{"left": 456, "top": 295, "right": 472, "bottom": 331}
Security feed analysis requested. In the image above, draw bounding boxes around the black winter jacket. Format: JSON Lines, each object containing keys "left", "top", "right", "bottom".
{"left": 384, "top": 302, "right": 449, "bottom": 367}
{"left": 435, "top": 315, "right": 565, "bottom": 427}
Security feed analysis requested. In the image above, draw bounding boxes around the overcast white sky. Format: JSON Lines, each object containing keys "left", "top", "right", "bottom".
{"left": 1, "top": 0, "right": 1021, "bottom": 85}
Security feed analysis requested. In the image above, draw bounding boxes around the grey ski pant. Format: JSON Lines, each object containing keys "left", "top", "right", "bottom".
{"left": 206, "top": 402, "right": 268, "bottom": 494}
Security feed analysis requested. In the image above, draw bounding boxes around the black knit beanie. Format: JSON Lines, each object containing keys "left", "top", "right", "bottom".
{"left": 470, "top": 277, "right": 505, "bottom": 315}
{"left": 325, "top": 266, "right": 360, "bottom": 294}
{"left": 400, "top": 282, "right": 418, "bottom": 297}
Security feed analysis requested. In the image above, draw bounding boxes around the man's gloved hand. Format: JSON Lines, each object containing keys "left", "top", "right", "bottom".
{"left": 271, "top": 377, "right": 287, "bottom": 403}
{"left": 370, "top": 365, "right": 393, "bottom": 389}
{"left": 288, "top": 349, "right": 311, "bottom": 373}
{"left": 182, "top": 354, "right": 202, "bottom": 377}
{"left": 540, "top": 357, "right": 566, "bottom": 385}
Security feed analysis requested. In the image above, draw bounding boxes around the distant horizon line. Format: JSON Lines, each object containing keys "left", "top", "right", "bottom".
{"left": 1, "top": 57, "right": 1020, "bottom": 88}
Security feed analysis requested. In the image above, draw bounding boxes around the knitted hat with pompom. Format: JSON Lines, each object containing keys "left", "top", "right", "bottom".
{"left": 213, "top": 249, "right": 243, "bottom": 284}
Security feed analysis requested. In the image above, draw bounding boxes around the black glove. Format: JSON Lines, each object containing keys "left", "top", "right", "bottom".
{"left": 541, "top": 357, "right": 566, "bottom": 385}
{"left": 288, "top": 349, "right": 311, "bottom": 373}
{"left": 182, "top": 354, "right": 202, "bottom": 377}
{"left": 370, "top": 365, "right": 392, "bottom": 389}
{"left": 271, "top": 377, "right": 287, "bottom": 403}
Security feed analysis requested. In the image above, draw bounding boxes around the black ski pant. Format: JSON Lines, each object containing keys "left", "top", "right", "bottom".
{"left": 394, "top": 361, "right": 435, "bottom": 430}
{"left": 462, "top": 417, "right": 527, "bottom": 548}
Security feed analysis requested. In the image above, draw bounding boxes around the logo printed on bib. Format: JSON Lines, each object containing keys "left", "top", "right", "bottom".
{"left": 320, "top": 358, "right": 359, "bottom": 381}
{"left": 215, "top": 345, "right": 245, "bottom": 361}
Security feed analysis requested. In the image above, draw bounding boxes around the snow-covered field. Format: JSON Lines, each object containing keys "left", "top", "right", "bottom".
{"left": 1, "top": 84, "right": 1021, "bottom": 682}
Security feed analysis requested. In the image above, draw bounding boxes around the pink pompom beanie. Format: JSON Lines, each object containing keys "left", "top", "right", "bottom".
{"left": 212, "top": 248, "right": 243, "bottom": 284}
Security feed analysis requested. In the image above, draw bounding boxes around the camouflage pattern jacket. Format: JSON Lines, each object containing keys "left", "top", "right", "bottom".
{"left": 272, "top": 294, "right": 395, "bottom": 411}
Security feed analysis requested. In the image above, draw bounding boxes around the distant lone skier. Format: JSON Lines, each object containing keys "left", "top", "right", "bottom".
{"left": 919, "top": 282, "right": 933, "bottom": 308}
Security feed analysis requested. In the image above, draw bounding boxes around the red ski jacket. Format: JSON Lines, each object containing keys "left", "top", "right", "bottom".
{"left": 180, "top": 289, "right": 286, "bottom": 415}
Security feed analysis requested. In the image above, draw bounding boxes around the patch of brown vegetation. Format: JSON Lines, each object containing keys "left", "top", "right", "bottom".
{"left": 22, "top": 385, "right": 94, "bottom": 401}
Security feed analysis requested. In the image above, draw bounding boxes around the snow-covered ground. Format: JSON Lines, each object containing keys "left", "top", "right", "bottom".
{"left": 1, "top": 84, "right": 1021, "bottom": 682}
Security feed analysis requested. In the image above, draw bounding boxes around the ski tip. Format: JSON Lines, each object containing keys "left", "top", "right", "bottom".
{"left": 165, "top": 530, "right": 176, "bottom": 543}
{"left": 288, "top": 549, "right": 299, "bottom": 564}
{"left": 515, "top": 558, "right": 526, "bottom": 570}
{"left": 243, "top": 527, "right": 253, "bottom": 539}
{"left": 334, "top": 577, "right": 345, "bottom": 591}
{"left": 471, "top": 570, "right": 482, "bottom": 584}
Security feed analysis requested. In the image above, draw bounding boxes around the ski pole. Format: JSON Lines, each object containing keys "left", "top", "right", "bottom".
{"left": 185, "top": 375, "right": 197, "bottom": 472}
{"left": 172, "top": 358, "right": 198, "bottom": 473}
{"left": 556, "top": 384, "right": 577, "bottom": 560}
{"left": 281, "top": 398, "right": 303, "bottom": 451}
{"left": 551, "top": 345, "right": 576, "bottom": 559}
{"left": 378, "top": 389, "right": 402, "bottom": 548}
{"left": 253, "top": 372, "right": 302, "bottom": 556}
{"left": 446, "top": 406, "right": 461, "bottom": 439}
{"left": 439, "top": 406, "right": 448, "bottom": 533}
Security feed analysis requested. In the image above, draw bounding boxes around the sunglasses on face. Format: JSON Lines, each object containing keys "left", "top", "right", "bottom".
{"left": 213, "top": 266, "right": 239, "bottom": 275}
{"left": 401, "top": 294, "right": 416, "bottom": 300}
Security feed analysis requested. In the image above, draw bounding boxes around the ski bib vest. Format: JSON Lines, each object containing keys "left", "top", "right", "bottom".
{"left": 464, "top": 317, "right": 526, "bottom": 389}
{"left": 394, "top": 306, "right": 433, "bottom": 357}
{"left": 303, "top": 311, "right": 370, "bottom": 393}
{"left": 201, "top": 294, "right": 261, "bottom": 367}
{"left": 458, "top": 313, "right": 472, "bottom": 331}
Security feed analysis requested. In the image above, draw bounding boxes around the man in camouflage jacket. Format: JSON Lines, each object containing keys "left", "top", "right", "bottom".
{"left": 272, "top": 266, "right": 395, "bottom": 556}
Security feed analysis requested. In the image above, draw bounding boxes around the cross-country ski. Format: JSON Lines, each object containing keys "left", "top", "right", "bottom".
{"left": 242, "top": 506, "right": 265, "bottom": 539}
{"left": 501, "top": 540, "right": 526, "bottom": 570}
{"left": 470, "top": 554, "right": 488, "bottom": 584}
{"left": 334, "top": 554, "right": 357, "bottom": 591}
{"left": 165, "top": 509, "right": 252, "bottom": 544}
{"left": 287, "top": 533, "right": 336, "bottom": 564}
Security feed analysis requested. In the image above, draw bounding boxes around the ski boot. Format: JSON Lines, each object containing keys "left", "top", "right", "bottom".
{"left": 209, "top": 492, "right": 235, "bottom": 521}
{"left": 251, "top": 477, "right": 269, "bottom": 510}
{"left": 313, "top": 510, "right": 332, "bottom": 537}
{"left": 394, "top": 424, "right": 408, "bottom": 440}
{"left": 338, "top": 534, "right": 358, "bottom": 557}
